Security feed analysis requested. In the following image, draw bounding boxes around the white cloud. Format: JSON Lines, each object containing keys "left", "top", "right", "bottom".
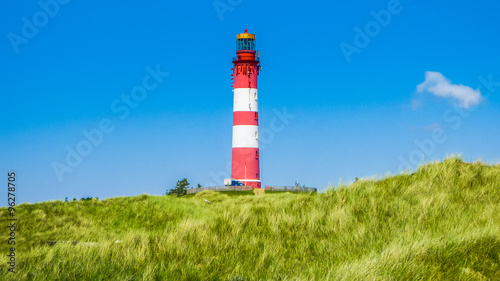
{"left": 416, "top": 71, "right": 482, "bottom": 109}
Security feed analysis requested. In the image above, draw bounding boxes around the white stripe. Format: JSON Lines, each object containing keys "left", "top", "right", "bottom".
{"left": 234, "top": 179, "right": 261, "bottom": 182}
{"left": 234, "top": 88, "right": 258, "bottom": 112}
{"left": 232, "top": 125, "right": 259, "bottom": 148}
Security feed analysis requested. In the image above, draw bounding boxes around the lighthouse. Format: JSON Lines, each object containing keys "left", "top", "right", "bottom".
{"left": 230, "top": 29, "right": 261, "bottom": 189}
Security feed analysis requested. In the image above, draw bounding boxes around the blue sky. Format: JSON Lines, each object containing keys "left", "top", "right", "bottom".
{"left": 1, "top": 0, "right": 499, "bottom": 205}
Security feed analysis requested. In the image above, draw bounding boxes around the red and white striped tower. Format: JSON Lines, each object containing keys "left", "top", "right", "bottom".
{"left": 231, "top": 29, "right": 261, "bottom": 189}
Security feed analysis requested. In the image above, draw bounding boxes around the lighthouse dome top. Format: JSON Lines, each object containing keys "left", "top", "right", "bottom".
{"left": 236, "top": 29, "right": 256, "bottom": 40}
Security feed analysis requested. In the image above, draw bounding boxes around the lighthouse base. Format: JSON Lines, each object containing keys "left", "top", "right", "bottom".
{"left": 228, "top": 179, "right": 261, "bottom": 189}
{"left": 231, "top": 148, "right": 260, "bottom": 188}
{"left": 244, "top": 181, "right": 261, "bottom": 189}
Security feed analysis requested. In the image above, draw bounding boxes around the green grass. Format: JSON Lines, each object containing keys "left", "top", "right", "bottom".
{"left": 1, "top": 156, "right": 500, "bottom": 280}
{"left": 183, "top": 190, "right": 256, "bottom": 198}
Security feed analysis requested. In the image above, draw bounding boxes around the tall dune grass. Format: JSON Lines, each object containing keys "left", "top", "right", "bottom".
{"left": 1, "top": 157, "right": 499, "bottom": 280}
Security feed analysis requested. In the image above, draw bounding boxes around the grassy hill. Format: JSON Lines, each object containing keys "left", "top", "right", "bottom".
{"left": 1, "top": 157, "right": 500, "bottom": 280}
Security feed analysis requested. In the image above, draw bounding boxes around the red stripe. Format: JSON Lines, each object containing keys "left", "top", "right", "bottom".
{"left": 233, "top": 111, "right": 258, "bottom": 126}
{"left": 232, "top": 147, "right": 260, "bottom": 182}
{"left": 233, "top": 62, "right": 259, "bottom": 89}
{"left": 234, "top": 73, "right": 258, "bottom": 89}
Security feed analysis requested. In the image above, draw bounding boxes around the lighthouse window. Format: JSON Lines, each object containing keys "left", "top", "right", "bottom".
{"left": 254, "top": 92, "right": 257, "bottom": 100}
{"left": 237, "top": 39, "right": 256, "bottom": 51}
{"left": 255, "top": 131, "right": 258, "bottom": 140}
{"left": 256, "top": 151, "right": 259, "bottom": 158}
